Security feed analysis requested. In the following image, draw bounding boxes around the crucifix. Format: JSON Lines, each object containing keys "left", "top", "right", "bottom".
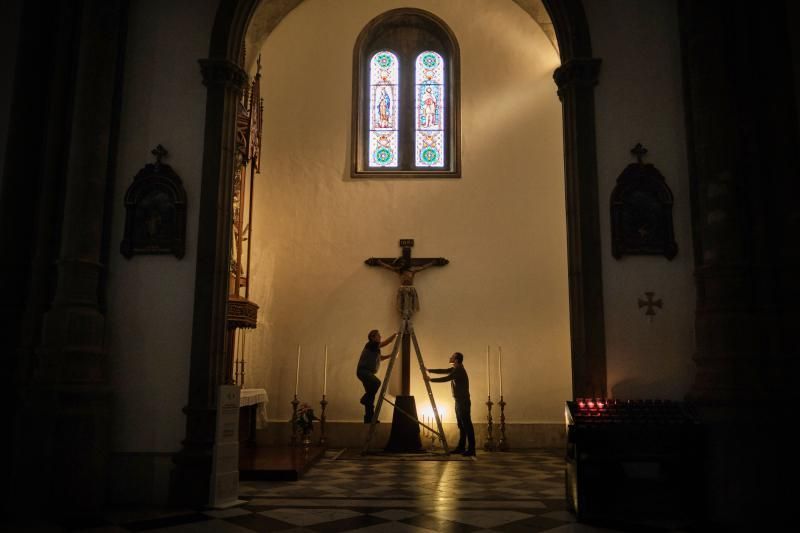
{"left": 365, "top": 238, "right": 448, "bottom": 394}
{"left": 363, "top": 239, "right": 449, "bottom": 452}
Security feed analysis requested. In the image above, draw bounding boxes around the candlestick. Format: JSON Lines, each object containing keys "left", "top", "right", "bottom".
{"left": 323, "top": 344, "right": 328, "bottom": 396}
{"left": 295, "top": 344, "right": 301, "bottom": 396}
{"left": 498, "top": 346, "right": 503, "bottom": 398}
{"left": 290, "top": 394, "right": 299, "bottom": 447}
{"left": 498, "top": 395, "right": 509, "bottom": 451}
{"left": 484, "top": 396, "right": 496, "bottom": 451}
{"left": 486, "top": 345, "right": 491, "bottom": 398}
{"left": 318, "top": 394, "right": 328, "bottom": 447}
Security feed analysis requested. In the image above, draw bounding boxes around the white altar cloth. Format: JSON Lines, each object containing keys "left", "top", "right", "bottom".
{"left": 239, "top": 387, "right": 268, "bottom": 428}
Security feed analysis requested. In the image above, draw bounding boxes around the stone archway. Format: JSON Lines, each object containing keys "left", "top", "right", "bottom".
{"left": 172, "top": 0, "right": 605, "bottom": 504}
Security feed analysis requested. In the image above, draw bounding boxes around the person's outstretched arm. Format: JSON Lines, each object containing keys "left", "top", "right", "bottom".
{"left": 379, "top": 332, "right": 398, "bottom": 348}
{"left": 427, "top": 367, "right": 455, "bottom": 382}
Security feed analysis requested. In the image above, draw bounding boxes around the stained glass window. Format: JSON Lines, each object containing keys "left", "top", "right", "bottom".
{"left": 353, "top": 9, "right": 459, "bottom": 177}
{"left": 368, "top": 51, "right": 399, "bottom": 167}
{"left": 415, "top": 51, "right": 445, "bottom": 167}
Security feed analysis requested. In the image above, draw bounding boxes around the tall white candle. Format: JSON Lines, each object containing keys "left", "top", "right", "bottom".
{"left": 323, "top": 344, "right": 328, "bottom": 396}
{"left": 295, "top": 344, "right": 301, "bottom": 397}
{"left": 486, "top": 345, "right": 491, "bottom": 398}
{"left": 499, "top": 345, "right": 503, "bottom": 397}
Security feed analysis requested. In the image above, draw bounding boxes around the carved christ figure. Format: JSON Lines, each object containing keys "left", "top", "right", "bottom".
{"left": 365, "top": 256, "right": 449, "bottom": 319}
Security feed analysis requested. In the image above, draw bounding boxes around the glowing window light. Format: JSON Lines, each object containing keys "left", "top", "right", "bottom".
{"left": 369, "top": 51, "right": 399, "bottom": 167}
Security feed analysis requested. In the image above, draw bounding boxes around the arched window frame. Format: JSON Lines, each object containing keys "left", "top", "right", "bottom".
{"left": 351, "top": 8, "right": 461, "bottom": 178}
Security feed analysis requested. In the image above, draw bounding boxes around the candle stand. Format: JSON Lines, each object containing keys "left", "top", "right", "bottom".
{"left": 318, "top": 395, "right": 328, "bottom": 447}
{"left": 290, "top": 395, "right": 299, "bottom": 446}
{"left": 483, "top": 396, "right": 496, "bottom": 451}
{"left": 497, "top": 395, "right": 509, "bottom": 451}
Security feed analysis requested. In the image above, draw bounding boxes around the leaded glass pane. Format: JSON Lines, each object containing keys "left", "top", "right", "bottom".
{"left": 370, "top": 131, "right": 398, "bottom": 167}
{"left": 369, "top": 51, "right": 399, "bottom": 167}
{"left": 416, "top": 84, "right": 443, "bottom": 130}
{"left": 416, "top": 51, "right": 444, "bottom": 84}
{"left": 415, "top": 131, "right": 443, "bottom": 167}
{"left": 371, "top": 85, "right": 397, "bottom": 130}
{"left": 371, "top": 51, "right": 398, "bottom": 84}
{"left": 415, "top": 51, "right": 445, "bottom": 167}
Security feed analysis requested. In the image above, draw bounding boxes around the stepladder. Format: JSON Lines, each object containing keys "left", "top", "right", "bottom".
{"left": 362, "top": 318, "right": 450, "bottom": 454}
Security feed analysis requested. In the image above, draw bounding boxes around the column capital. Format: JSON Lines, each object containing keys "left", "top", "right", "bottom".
{"left": 199, "top": 58, "right": 248, "bottom": 90}
{"left": 554, "top": 58, "right": 602, "bottom": 98}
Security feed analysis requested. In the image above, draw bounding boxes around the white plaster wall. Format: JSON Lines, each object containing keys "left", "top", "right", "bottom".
{"left": 105, "top": 0, "right": 218, "bottom": 452}
{"left": 584, "top": 0, "right": 696, "bottom": 399}
{"left": 245, "top": 0, "right": 571, "bottom": 424}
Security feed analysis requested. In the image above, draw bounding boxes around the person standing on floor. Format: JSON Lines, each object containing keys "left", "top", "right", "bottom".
{"left": 425, "top": 352, "right": 476, "bottom": 456}
{"left": 356, "top": 329, "right": 398, "bottom": 423}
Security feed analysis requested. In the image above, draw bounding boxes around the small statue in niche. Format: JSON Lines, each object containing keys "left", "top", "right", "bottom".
{"left": 610, "top": 143, "right": 678, "bottom": 260}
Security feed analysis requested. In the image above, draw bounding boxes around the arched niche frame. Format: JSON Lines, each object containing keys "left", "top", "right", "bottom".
{"left": 172, "top": 0, "right": 606, "bottom": 504}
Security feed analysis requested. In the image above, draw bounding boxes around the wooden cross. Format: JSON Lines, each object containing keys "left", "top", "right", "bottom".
{"left": 365, "top": 239, "right": 448, "bottom": 395}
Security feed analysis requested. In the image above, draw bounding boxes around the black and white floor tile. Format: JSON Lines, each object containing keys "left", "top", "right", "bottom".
{"left": 58, "top": 450, "right": 683, "bottom": 532}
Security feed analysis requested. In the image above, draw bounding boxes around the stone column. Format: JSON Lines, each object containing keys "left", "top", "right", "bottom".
{"left": 554, "top": 58, "right": 608, "bottom": 399}
{"left": 680, "top": 1, "right": 798, "bottom": 526}
{"left": 170, "top": 57, "right": 247, "bottom": 506}
{"left": 21, "top": 0, "right": 127, "bottom": 516}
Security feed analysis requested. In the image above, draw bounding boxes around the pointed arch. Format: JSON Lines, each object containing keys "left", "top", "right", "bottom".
{"left": 174, "top": 0, "right": 606, "bottom": 503}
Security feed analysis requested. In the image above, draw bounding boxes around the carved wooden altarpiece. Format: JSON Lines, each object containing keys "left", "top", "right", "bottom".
{"left": 226, "top": 57, "right": 263, "bottom": 385}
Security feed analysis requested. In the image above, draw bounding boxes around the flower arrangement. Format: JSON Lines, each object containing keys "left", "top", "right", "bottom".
{"left": 292, "top": 403, "right": 318, "bottom": 434}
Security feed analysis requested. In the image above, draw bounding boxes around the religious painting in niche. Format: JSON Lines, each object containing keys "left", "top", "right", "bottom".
{"left": 415, "top": 51, "right": 445, "bottom": 167}
{"left": 610, "top": 144, "right": 678, "bottom": 260}
{"left": 369, "top": 51, "right": 399, "bottom": 167}
{"left": 120, "top": 145, "right": 187, "bottom": 259}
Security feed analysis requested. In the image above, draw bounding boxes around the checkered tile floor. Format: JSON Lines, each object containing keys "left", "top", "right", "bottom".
{"left": 65, "top": 450, "right": 665, "bottom": 532}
